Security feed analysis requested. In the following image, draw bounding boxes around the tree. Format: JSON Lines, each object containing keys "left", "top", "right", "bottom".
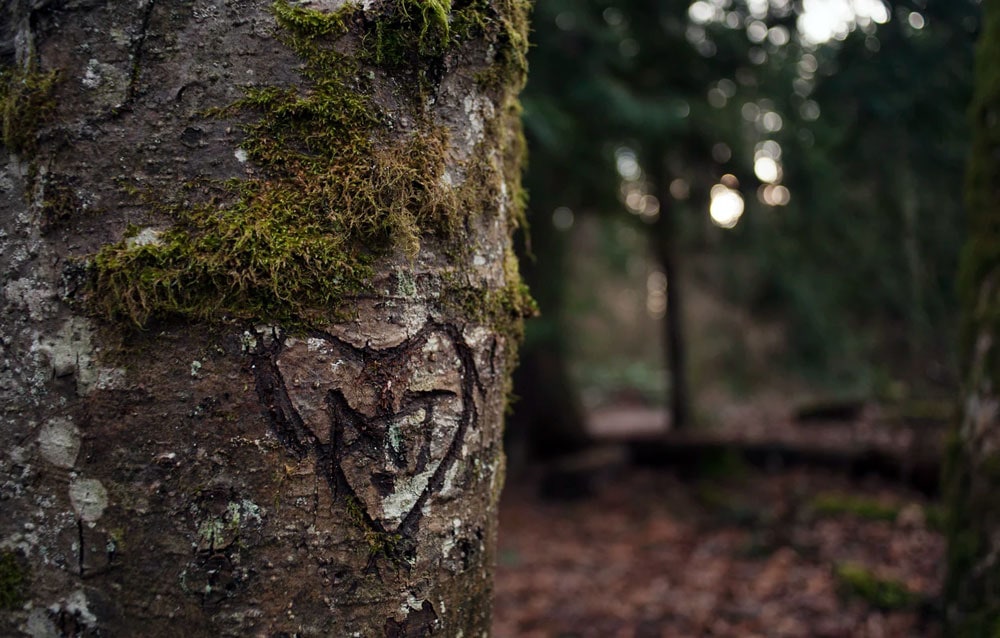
{"left": 753, "top": 1, "right": 976, "bottom": 387}
{"left": 0, "top": 0, "right": 531, "bottom": 634}
{"left": 521, "top": 0, "right": 976, "bottom": 419}
{"left": 519, "top": 0, "right": 780, "bottom": 430}
{"left": 945, "top": 0, "right": 1000, "bottom": 633}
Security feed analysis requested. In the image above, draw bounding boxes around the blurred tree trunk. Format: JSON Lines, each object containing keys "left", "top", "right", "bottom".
{"left": 0, "top": 0, "right": 529, "bottom": 635}
{"left": 652, "top": 153, "right": 690, "bottom": 430}
{"left": 898, "top": 146, "right": 929, "bottom": 368}
{"left": 945, "top": 2, "right": 1000, "bottom": 634}
{"left": 510, "top": 205, "right": 590, "bottom": 464}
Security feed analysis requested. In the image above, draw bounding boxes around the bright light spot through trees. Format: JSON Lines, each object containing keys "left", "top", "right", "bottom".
{"left": 710, "top": 183, "right": 745, "bottom": 229}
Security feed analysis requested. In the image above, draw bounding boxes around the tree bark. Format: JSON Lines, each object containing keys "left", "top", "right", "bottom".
{"left": 945, "top": 1, "right": 1000, "bottom": 634}
{"left": 0, "top": 0, "right": 530, "bottom": 635}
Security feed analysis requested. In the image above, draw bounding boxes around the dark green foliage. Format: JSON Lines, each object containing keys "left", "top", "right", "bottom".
{"left": 521, "top": 0, "right": 976, "bottom": 396}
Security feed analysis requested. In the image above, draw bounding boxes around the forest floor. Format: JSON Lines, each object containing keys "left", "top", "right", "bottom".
{"left": 493, "top": 401, "right": 948, "bottom": 637}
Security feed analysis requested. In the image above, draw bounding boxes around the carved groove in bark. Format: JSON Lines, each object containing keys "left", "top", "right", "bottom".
{"left": 252, "top": 317, "right": 483, "bottom": 539}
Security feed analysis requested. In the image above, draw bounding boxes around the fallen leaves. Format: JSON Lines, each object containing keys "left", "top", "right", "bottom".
{"left": 494, "top": 467, "right": 943, "bottom": 637}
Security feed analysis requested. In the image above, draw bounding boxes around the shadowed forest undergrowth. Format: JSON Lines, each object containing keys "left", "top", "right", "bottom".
{"left": 494, "top": 463, "right": 944, "bottom": 637}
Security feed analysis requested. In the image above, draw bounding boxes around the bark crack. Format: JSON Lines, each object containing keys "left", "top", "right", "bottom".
{"left": 126, "top": 0, "right": 157, "bottom": 104}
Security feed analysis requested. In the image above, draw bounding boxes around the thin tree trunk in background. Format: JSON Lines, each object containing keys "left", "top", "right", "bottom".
{"left": 511, "top": 207, "right": 590, "bottom": 463}
{"left": 652, "top": 153, "right": 690, "bottom": 431}
{"left": 945, "top": 1, "right": 1000, "bottom": 634}
{"left": 0, "top": 0, "right": 529, "bottom": 634}
{"left": 898, "top": 148, "right": 928, "bottom": 367}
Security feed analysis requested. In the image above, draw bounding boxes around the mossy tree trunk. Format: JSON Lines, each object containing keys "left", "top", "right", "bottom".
{"left": 946, "top": 1, "right": 1000, "bottom": 634}
{"left": 0, "top": 0, "right": 531, "bottom": 635}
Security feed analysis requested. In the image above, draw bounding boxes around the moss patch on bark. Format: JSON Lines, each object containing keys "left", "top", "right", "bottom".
{"left": 90, "top": 0, "right": 532, "bottom": 327}
{"left": 0, "top": 550, "right": 28, "bottom": 611}
{"left": 0, "top": 63, "right": 59, "bottom": 157}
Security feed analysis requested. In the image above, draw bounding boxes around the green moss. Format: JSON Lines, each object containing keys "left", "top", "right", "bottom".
{"left": 835, "top": 563, "right": 919, "bottom": 610}
{"left": 0, "top": 63, "right": 59, "bottom": 157}
{"left": 270, "top": 0, "right": 351, "bottom": 37}
{"left": 445, "top": 249, "right": 537, "bottom": 341}
{"left": 0, "top": 550, "right": 28, "bottom": 611}
{"left": 810, "top": 493, "right": 900, "bottom": 522}
{"left": 39, "top": 178, "right": 80, "bottom": 233}
{"left": 344, "top": 494, "right": 404, "bottom": 561}
{"left": 91, "top": 0, "right": 530, "bottom": 328}
{"left": 464, "top": 0, "right": 531, "bottom": 93}
{"left": 92, "top": 130, "right": 458, "bottom": 325}
{"left": 372, "top": 0, "right": 452, "bottom": 68}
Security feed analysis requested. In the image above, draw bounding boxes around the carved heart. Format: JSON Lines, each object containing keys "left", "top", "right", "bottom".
{"left": 275, "top": 328, "right": 465, "bottom": 531}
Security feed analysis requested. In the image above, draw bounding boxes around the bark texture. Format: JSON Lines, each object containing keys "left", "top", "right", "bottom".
{"left": 945, "top": 1, "right": 1000, "bottom": 634}
{"left": 0, "top": 0, "right": 530, "bottom": 635}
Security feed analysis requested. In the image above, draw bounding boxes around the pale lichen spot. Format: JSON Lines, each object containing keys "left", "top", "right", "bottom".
{"left": 81, "top": 59, "right": 103, "bottom": 89}
{"left": 37, "top": 417, "right": 81, "bottom": 469}
{"left": 196, "top": 499, "right": 264, "bottom": 551}
{"left": 31, "top": 317, "right": 124, "bottom": 394}
{"left": 3, "top": 277, "right": 56, "bottom": 321}
{"left": 125, "top": 227, "right": 162, "bottom": 248}
{"left": 400, "top": 592, "right": 425, "bottom": 615}
{"left": 462, "top": 94, "right": 491, "bottom": 153}
{"left": 24, "top": 606, "right": 59, "bottom": 638}
{"left": 382, "top": 469, "right": 435, "bottom": 527}
{"left": 306, "top": 337, "right": 328, "bottom": 352}
{"left": 80, "top": 58, "right": 129, "bottom": 108}
{"left": 63, "top": 589, "right": 98, "bottom": 626}
{"left": 396, "top": 269, "right": 417, "bottom": 298}
{"left": 68, "top": 478, "right": 108, "bottom": 524}
{"left": 439, "top": 169, "right": 454, "bottom": 188}
{"left": 234, "top": 148, "right": 248, "bottom": 163}
{"left": 440, "top": 459, "right": 461, "bottom": 499}
{"left": 241, "top": 330, "right": 257, "bottom": 353}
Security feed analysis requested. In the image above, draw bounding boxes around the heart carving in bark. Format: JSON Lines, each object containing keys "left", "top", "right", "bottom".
{"left": 272, "top": 326, "right": 467, "bottom": 531}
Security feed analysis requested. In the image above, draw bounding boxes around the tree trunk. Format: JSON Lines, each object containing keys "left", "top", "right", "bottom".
{"left": 651, "top": 154, "right": 690, "bottom": 431}
{"left": 509, "top": 194, "right": 589, "bottom": 465}
{"left": 945, "top": 2, "right": 1000, "bottom": 634}
{"left": 0, "top": 0, "right": 530, "bottom": 635}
